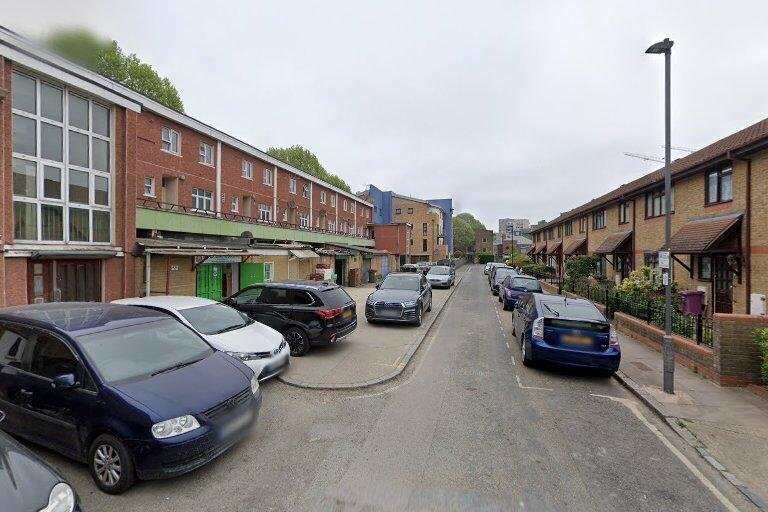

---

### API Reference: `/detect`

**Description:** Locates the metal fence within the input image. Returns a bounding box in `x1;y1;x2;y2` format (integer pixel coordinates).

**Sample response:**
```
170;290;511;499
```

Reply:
548;278;714;347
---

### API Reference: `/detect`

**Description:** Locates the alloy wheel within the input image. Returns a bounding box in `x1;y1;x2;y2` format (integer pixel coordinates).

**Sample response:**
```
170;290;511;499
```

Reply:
94;444;122;487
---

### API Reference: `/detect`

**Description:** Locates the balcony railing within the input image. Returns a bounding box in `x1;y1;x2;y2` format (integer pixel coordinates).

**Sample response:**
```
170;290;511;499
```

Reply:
136;198;372;239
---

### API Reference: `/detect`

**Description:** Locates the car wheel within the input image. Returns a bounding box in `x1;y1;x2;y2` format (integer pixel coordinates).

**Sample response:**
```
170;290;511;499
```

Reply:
521;335;534;367
413;305;423;326
502;299;509;311
366;317;376;324
285;327;311;356
89;434;135;495
426;299;432;312
498;293;502;303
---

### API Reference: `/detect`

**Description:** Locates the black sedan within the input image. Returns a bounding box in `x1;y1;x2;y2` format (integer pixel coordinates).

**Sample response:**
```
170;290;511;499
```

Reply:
0;429;83;511
365;273;433;326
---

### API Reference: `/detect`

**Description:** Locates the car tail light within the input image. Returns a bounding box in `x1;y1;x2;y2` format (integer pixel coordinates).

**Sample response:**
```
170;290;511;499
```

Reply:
609;327;620;348
532;317;544;339
316;307;343;320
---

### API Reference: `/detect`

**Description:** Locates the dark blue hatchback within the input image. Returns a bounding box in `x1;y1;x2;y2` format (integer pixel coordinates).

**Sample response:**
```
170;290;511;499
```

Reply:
512;293;620;375
0;303;262;494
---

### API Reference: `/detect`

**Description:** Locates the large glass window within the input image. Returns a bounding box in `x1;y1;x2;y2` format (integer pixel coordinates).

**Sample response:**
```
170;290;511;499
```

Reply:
11;71;112;243
706;167;733;204
192;188;213;211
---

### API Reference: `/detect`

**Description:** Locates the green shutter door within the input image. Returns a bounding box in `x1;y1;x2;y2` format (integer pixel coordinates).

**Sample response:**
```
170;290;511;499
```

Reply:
196;264;223;300
240;262;265;289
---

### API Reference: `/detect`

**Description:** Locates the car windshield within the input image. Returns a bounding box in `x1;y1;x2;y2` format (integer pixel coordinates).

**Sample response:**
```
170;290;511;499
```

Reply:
511;278;541;291
380;275;421;291
76;318;213;384
428;266;450;275
179;303;252;335
495;268;516;281
539;301;604;321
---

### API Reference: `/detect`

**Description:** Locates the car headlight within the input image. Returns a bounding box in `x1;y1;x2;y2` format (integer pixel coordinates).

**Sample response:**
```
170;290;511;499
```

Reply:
39;482;74;512
250;375;260;395
402;301;417;308
151;415;200;439
227;351;257;362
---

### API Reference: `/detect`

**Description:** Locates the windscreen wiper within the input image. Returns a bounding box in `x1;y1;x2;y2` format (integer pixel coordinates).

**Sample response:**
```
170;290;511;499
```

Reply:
541;303;560;317
151;357;204;376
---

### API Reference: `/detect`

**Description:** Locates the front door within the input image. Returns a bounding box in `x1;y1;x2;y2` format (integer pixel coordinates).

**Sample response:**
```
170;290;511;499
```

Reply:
362;258;372;283
196;264;223;301
713;255;734;314
334;259;345;285
240;262;265;289
55;260;102;302
27;261;53;303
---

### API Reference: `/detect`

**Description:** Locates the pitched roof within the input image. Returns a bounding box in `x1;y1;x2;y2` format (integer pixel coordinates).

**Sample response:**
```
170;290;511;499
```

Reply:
533;242;547;254
530;117;768;234
546;240;562;254
667;213;742;254
594;231;633;254
563;237;587;256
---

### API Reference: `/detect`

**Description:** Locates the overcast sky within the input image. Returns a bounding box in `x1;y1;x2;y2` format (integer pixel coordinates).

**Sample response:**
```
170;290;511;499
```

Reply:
4;1;768;230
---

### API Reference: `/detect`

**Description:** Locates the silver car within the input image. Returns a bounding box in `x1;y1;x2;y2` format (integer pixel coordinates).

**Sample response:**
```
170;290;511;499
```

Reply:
113;295;290;380
426;265;455;288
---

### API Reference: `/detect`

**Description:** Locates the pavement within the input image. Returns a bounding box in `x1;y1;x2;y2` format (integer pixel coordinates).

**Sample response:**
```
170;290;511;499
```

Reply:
279;267;468;388
28;265;757;511
615;333;768;510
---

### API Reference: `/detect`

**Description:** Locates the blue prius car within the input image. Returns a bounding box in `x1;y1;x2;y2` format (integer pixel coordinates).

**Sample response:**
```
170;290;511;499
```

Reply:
511;293;620;375
0;303;262;494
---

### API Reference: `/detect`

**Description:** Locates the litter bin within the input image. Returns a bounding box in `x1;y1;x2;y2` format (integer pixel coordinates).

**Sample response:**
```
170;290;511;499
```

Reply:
681;290;705;315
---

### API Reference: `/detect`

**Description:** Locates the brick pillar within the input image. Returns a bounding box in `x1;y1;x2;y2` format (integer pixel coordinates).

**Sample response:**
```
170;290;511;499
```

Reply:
713;313;768;386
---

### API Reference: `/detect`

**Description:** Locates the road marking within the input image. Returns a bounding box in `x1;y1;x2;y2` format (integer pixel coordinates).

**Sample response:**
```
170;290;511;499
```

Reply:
510;355;516;365
515;374;553;391
590;393;740;512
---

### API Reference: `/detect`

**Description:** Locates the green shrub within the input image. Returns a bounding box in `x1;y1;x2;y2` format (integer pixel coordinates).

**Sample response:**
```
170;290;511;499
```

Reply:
477;253;495;264
754;328;768;384
521;263;555;278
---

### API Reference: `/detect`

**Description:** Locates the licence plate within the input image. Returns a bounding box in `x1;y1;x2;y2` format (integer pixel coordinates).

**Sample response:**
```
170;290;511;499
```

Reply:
219;410;253;439
562;335;593;347
342;310;353;319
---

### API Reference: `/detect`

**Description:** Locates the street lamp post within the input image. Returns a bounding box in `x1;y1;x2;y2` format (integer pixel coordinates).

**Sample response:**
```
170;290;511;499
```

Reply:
646;38;675;394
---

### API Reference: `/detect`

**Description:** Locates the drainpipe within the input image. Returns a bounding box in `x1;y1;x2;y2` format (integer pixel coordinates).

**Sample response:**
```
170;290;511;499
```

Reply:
145;252;151;297
272;166;278;220
215;141;222;217
732;152;752;311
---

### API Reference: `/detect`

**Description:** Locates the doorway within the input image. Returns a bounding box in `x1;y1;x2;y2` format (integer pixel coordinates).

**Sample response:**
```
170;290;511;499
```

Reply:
55;260;102;302
196;264;223;301
713;255;734;313
334;258;345;285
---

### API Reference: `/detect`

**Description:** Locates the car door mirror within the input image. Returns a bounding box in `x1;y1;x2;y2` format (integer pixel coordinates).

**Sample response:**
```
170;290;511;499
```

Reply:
51;373;78;391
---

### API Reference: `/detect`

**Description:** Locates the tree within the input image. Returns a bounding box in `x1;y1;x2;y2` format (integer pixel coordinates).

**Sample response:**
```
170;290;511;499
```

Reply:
505;247;531;268
453;213;486;252
44;28;184;112
266;145;351;192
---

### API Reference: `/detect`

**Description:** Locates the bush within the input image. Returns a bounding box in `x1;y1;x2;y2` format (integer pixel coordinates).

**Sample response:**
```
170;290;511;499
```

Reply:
477;253;495;264
521;263;555;278
755;329;768;384
564;255;598;289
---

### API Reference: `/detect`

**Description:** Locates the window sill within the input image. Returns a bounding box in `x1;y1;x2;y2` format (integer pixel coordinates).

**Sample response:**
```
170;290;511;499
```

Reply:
705;199;733;208
160;149;181;157
199;162;215;168
143;193;156;198
242;175;253;181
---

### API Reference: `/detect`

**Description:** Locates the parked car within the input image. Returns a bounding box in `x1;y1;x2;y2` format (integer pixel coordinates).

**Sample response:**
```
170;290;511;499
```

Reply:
500;275;542;309
113;296;289;381
490;266;518;295
415;261;432;275
401;263;419;273
0;303;261;494
0;428;83;511
365;273;433;326
484;261;505;277
224;281;356;356
511;293;620;376
426;265;455;288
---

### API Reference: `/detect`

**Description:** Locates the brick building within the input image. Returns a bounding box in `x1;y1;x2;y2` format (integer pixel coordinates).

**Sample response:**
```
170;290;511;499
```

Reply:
530;116;768;315
474;228;494;256
0;27;374;306
371;223;412;268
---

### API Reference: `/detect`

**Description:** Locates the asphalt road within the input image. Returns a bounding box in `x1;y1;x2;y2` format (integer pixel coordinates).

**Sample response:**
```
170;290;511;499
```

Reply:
35;265;752;511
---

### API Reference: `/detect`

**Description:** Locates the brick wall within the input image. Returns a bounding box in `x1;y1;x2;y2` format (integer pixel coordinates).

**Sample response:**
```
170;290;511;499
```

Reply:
712;313;767;385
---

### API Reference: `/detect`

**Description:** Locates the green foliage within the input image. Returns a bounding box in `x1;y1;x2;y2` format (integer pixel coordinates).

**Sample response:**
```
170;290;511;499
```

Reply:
44;28;184;112
453;213;486;252
505;247;531;268
754;329;768;384
521;263;555;278
477;253;495;264
266;145;351;192
616;266;675;299
564;255;598;289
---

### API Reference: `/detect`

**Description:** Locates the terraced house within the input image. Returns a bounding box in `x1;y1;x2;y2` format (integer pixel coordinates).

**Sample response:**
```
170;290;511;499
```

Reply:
530;117;768;315
0;27;376;306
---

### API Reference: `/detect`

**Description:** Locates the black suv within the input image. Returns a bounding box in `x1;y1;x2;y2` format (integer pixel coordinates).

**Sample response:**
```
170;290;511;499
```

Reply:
224;281;357;356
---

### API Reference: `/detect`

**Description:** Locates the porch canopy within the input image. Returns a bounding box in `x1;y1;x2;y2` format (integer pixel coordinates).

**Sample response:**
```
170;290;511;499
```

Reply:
594;231;633;254
135;237;294;258
546;240;562;254
563;237;587;256
665;213;742;254
533;242;547;254
290;249;320;259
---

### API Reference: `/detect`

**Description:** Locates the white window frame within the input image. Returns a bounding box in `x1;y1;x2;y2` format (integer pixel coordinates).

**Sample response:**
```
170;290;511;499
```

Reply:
289;177;297;194
191;187;213;212
11;70;113;245
198;142;214;166
320;190;326;204
231;196;239;213
299;213;310;228
350;202;355;213
343;199;348;212
258;203;272;221
262;167;273;186
264;261;274;282
144;177;155;197
242;160;253;180
161;126;180;155
302;183;310;199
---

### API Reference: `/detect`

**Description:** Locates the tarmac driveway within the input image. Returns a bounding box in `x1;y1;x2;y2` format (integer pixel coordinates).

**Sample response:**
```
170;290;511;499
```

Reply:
278;268;468;388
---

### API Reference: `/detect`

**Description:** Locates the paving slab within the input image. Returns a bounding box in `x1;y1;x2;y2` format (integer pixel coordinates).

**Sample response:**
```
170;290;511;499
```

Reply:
615;331;768;509
279;266;469;389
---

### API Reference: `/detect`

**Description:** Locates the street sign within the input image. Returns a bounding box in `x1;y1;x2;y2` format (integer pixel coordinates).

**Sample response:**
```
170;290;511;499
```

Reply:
658;250;670;269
